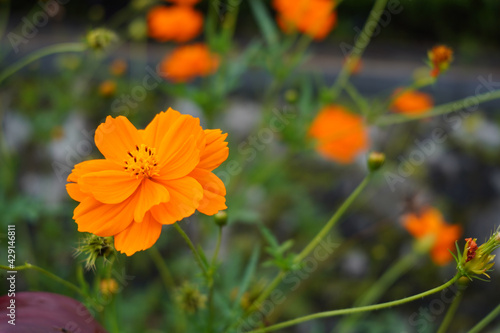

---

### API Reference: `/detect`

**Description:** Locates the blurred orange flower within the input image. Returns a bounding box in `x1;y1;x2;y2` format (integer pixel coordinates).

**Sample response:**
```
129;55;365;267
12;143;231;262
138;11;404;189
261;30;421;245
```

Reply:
66;109;229;256
166;0;200;4
429;45;453;77
110;59;127;76
147;6;203;43
391;89;433;115
403;207;462;265
98;80;116;97
308;105;369;163
160;44;220;82
273;0;337;40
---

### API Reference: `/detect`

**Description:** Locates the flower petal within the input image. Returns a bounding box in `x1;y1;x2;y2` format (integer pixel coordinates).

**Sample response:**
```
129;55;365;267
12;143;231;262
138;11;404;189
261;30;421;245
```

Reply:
156;113;205;179
73;195;137;237
114;212;163;256
150;176;203;224
95;116;143;163
79;170;141;204
189;168;226;215
66;183;89;202
197;129;229;171
141;108;182;148
134;178;170;223
67;159;121;183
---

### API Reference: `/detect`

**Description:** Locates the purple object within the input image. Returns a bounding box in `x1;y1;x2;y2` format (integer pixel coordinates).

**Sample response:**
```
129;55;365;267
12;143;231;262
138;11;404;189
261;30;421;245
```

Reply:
0;291;108;333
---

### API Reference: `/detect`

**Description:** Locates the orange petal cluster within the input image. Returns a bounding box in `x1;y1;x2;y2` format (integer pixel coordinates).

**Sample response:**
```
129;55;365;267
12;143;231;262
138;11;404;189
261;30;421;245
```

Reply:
160;44;220;82
403;207;462;265
429;45;453;78
308;105;369;163
273;0;337;40
147;5;203;43
66;109;229;256
391;89;434;115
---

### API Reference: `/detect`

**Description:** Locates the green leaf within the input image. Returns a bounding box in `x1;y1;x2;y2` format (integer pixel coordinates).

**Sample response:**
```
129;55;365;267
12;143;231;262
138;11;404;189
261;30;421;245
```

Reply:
233;246;260;307
249;0;279;47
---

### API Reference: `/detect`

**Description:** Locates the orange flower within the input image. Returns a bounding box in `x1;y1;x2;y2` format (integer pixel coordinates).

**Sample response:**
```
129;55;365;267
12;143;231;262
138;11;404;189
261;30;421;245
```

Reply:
308;105;369;163
166;0;200;4
110;59;127;77
428;45;453;77
403;207;462;265
98;80;116;97
273;0;337;40
66;109;229;256
160;44;219;82
147;6;203;43
391;89;433;115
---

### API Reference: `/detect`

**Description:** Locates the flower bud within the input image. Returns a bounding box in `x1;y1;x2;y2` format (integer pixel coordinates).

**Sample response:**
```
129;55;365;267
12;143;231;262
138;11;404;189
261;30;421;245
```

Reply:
214;210;228;227
285;89;298;104
86;28;118;51
428;45;453;78
175;282;207;314
74;234;115;270
100;278;119;296
367;152;385;172
457;231;500;280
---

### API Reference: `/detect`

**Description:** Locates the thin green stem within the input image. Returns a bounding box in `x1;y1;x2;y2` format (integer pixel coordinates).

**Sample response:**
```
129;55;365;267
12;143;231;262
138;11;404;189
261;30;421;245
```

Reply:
208;226;224;332
246;274;461;333
173;223;208;275
148;246;176;290
467;303;500;333
437;283;466;333
1;263;87;297
0;42;87;85
296;175;372;262
244;174;372;317
344;81;370;116
375;88;500;126
329;0;389;100
337;251;419;332
0;0;10;41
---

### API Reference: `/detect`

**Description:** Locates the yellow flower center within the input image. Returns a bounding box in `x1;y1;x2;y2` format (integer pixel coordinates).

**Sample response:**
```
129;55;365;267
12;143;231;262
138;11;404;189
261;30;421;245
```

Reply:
124;144;159;179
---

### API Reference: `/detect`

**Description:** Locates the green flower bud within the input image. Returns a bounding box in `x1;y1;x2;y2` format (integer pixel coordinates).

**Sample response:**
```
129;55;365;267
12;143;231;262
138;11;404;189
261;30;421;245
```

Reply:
367;151;385;172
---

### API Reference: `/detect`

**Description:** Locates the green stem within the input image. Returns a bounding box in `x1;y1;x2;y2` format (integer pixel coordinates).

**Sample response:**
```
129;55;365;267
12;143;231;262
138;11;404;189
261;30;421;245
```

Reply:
344;81;370;116
173;223;208;275
329;0;389;100
467;303;500;333
148;246;176;290
246;274;461;333
296;175;372;262
208;226;223;332
337;251;419;332
245;174;372;316
0;42;87;85
375;88;500;126
436;283;466;333
0;263;87;297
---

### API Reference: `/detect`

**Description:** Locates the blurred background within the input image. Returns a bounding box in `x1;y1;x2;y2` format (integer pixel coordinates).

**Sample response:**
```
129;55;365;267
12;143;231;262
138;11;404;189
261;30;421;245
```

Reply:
1;1;500;332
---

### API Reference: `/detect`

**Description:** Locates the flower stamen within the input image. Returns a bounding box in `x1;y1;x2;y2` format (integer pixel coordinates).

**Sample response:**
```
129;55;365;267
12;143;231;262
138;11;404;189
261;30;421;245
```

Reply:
124;144;159;179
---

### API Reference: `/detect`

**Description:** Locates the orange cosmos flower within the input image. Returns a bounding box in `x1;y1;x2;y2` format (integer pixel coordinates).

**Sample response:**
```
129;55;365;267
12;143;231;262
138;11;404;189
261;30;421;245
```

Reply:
273;0;337;40
66;109;229;256
147;6;203;43
428;45;453;77
308;105;369;163
391;89;433;115
166;0;200;4
403;207;462;265
160;44;219;82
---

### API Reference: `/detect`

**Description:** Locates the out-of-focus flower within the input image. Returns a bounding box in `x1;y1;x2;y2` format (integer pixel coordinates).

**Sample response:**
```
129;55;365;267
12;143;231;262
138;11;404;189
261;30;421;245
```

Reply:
175;282;207;314
344;56;362;74
86;28;118;51
160;44;219;82
167;0;201;5
66;109;229;256
100;278;119;296
98;80;117;97
147;6;203;43
110;59;127;76
428;45;453;78
458;231;500;280
391;89;434;115
273;0;337;40
308;105;369;163
403;207;462;265
128;17;148;41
